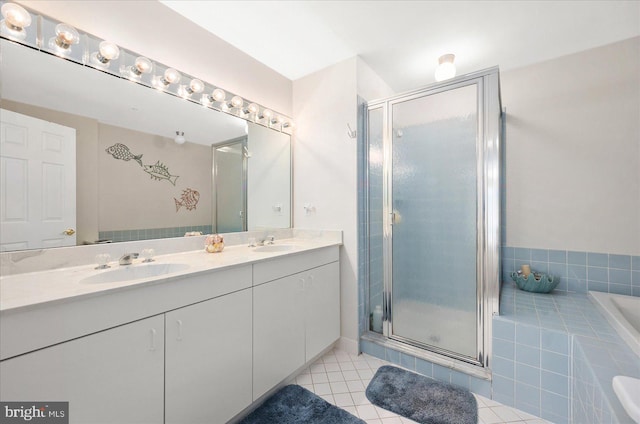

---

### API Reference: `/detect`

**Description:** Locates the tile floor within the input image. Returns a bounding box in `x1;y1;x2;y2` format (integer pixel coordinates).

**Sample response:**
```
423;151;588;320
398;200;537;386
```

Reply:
293;349;551;424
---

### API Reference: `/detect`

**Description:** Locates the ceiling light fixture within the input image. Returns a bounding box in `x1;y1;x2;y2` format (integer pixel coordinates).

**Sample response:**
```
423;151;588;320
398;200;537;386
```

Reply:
435;54;456;82
174;131;185;145
0;2;31;40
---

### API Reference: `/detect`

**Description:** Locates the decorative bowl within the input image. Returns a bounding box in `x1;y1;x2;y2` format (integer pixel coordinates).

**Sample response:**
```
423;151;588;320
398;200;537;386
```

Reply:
510;272;558;294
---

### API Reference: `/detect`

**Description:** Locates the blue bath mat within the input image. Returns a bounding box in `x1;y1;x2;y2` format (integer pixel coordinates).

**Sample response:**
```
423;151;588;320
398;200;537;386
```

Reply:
239;384;365;424
366;365;478;424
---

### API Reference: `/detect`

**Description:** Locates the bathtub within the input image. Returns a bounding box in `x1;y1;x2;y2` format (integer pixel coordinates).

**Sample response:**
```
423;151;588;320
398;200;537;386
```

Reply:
589;291;640;357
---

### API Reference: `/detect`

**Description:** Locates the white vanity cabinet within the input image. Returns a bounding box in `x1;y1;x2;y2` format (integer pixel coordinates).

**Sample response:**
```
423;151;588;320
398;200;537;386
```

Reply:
252;247;340;400
0;315;165;423
165;288;252;424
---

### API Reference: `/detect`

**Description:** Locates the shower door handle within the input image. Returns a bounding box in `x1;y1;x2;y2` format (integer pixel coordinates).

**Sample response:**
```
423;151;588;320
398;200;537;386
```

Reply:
389;212;395;226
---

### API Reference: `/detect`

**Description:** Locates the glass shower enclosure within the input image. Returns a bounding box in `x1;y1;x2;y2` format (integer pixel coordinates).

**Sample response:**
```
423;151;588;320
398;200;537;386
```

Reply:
364;68;501;368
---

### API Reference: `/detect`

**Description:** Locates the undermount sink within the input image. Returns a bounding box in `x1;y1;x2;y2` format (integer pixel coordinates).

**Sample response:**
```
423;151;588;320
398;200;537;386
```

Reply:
81;263;191;284
252;244;297;253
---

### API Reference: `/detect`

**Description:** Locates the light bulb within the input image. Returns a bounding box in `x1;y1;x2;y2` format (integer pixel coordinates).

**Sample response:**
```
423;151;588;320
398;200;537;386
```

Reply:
91;40;120;67
132;56;152;76
435;54;456;82
1;3;31;32
163;68;181;85
189;79;204;94
247;103;259;114
230;96;244;108
262;109;273;119
201;94;212;107
98;41;119;61
54;23;79;50
211;88;226;102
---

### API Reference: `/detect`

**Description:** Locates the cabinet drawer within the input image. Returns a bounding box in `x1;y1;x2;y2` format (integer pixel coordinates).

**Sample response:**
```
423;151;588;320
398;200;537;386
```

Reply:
252;246;339;286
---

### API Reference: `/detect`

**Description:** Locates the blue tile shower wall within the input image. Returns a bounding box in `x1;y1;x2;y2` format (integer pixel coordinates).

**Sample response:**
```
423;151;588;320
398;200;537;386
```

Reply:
502;246;640;297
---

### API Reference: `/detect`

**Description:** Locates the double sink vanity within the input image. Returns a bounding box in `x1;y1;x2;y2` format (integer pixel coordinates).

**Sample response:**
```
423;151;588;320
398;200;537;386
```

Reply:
0;231;342;423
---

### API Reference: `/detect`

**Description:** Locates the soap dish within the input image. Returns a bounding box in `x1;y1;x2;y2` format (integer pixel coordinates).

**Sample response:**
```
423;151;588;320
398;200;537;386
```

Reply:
510;272;558;294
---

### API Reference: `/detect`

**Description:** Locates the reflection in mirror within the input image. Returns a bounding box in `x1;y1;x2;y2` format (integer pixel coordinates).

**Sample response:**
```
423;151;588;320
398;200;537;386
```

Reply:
213;124;291;233
0;39;291;251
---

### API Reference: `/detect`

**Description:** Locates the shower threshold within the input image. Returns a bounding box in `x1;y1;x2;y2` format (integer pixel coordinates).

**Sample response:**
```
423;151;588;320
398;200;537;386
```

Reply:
360;332;492;381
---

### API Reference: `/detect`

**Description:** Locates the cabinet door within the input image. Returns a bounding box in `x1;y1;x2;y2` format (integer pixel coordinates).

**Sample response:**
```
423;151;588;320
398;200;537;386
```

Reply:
253;274;305;400
165;288;252;424
0;316;164;424
305;262;341;361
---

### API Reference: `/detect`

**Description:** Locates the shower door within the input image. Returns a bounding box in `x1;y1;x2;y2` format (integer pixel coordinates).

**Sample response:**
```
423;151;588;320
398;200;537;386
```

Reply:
387;82;480;361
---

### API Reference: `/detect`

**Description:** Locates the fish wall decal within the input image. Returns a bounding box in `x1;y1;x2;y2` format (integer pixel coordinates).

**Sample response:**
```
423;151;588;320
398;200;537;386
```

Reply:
105;143;143;166
143;161;179;185
175;188;200;211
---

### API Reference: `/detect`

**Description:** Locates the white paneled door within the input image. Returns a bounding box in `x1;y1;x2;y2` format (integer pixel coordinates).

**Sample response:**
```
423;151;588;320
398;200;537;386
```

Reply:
0;109;76;251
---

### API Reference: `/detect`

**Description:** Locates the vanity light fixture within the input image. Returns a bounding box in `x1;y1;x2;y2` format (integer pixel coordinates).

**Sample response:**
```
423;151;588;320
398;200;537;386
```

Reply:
174;131;186;145
0;2;293;135
0;2;31;40
435;54;456;82
90;40;120;68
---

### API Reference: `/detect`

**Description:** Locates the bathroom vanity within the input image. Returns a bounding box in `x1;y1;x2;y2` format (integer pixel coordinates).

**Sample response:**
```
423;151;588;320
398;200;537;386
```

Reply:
0;237;340;423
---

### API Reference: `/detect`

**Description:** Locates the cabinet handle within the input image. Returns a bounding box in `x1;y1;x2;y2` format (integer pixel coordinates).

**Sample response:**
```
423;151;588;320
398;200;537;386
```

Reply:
299;277;305;292
149;328;157;351
176;319;183;341
308;275;314;287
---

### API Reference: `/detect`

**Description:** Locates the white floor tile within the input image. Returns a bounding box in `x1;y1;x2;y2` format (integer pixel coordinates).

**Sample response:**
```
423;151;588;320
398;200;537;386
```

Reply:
340;361;357;371
343;406;358;416
491;405;524;422
295;373;312;385
309;363;326;373
375;406;398;418
380;417;403;424
327;371;345;382
319;393;334;404
479;407;504;424
313;382;332;395
343;370;361;381
324;362;342;372
365;419;383;424
329;381;349;394
350;391;369;405
311;373;329;384
357;404;380;420
347;380;366;391
333;392;355;407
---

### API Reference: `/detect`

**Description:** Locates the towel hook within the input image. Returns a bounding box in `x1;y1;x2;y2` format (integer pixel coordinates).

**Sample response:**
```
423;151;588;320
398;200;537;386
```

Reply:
346;123;356;139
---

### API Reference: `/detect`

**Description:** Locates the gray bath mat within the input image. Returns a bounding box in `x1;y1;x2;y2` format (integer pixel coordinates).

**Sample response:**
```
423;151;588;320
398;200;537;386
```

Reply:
239;384;365;424
366;365;478;424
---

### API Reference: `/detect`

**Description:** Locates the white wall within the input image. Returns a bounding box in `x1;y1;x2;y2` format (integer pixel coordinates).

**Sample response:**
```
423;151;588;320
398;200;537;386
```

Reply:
293;58;359;349
17;0;292;116
502;37;640;255
293;57;393;350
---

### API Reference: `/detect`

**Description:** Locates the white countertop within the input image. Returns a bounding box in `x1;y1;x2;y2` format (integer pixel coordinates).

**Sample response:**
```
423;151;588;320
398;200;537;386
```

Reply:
0;238;340;313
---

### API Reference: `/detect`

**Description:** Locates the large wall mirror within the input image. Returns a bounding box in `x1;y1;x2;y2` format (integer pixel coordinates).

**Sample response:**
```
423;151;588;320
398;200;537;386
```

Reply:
0;39;291;251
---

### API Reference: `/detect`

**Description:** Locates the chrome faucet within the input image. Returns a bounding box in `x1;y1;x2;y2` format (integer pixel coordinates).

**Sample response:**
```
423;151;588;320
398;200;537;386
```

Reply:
119;252;139;266
266;235;275;245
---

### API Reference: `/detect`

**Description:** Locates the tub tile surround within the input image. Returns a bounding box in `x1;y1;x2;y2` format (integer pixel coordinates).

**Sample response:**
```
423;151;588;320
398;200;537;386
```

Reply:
502;246;640;297
495;283;640;424
0;228;342;277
